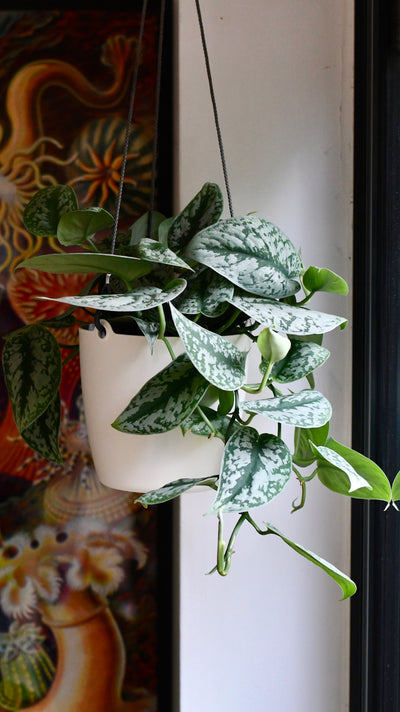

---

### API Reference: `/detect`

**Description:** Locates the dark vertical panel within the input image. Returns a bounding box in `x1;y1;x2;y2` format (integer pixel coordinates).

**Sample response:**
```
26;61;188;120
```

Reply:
352;1;400;710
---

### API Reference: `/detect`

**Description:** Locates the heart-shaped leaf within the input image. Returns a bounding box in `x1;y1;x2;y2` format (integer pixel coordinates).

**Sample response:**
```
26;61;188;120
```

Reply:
170;304;248;390
40;279;187;312
229;293;346;334
21;393;62;463
2;325;61;432
168;183;223;253
292;423;330;467
268;340;330;383
112;353;209;434
313;439;391;501
136;476;217;505
16;252;153;283
303;266;348;295
128;211;166;244
185;216;302;298
244;391;332;428
174;269;233;317
209;427;292;513
266;523;356;599
391;471;400;502
57;208;114;246
23;185;78;237
181;406;232;439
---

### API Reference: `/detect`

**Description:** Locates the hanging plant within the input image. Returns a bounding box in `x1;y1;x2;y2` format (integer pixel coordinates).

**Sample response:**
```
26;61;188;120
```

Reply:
1;181;393;595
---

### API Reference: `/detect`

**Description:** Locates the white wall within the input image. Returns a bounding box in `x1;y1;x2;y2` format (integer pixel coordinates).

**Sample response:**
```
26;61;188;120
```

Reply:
173;2;354;711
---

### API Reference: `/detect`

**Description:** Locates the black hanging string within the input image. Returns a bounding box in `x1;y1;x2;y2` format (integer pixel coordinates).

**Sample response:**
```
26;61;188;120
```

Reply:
194;0;234;218
108;0;149;264
147;0;166;239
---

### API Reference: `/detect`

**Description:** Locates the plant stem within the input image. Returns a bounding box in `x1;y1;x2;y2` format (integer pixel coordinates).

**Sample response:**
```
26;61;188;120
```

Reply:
194;405;218;437
216;308;241;334
157;304;166;339
241;360;274;394
216;511;247;576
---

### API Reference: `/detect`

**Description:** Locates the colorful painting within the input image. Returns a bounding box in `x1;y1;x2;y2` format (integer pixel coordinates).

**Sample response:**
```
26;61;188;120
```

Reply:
0;8;170;712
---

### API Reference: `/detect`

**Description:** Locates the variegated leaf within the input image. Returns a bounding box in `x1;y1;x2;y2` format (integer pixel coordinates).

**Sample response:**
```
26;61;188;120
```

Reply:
181;406;232;439
23;185;78;237
209;427;292;513
314;438;391;501
170;304;247;390
134;238;193;270
185;216;302;298
268;340;330;382
174;269;233;317
244;391;332;427
311;443;372;493
21;394;62;463
136;477;217;505
168;183;223;253
2;325;61;432
112;353;209;434
16;252;152;283
57;208;114;245
38;279;187;312
229;293;346;334
266;523;356;599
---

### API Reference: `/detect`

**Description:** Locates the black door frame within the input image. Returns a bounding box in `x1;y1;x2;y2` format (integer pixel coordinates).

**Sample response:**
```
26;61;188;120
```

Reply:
351;1;400;709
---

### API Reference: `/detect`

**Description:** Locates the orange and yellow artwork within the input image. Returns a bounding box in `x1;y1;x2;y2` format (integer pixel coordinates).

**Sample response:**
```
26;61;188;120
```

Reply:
0;8;170;712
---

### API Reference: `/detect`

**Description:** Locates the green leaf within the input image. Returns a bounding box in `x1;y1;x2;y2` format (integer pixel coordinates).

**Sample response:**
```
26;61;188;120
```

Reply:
16;252;153;283
266;523;356;599
23;185;78;237
229;293;347;334
244;391;332;428
269;340;330;383
57;208;114;246
292;423;330;467
185;216;302;298
313;439;391;501
21;393;62;463
40;279;187;312
181;405;232;439
112;353;209;434
133;317;160;351
170;304;248;390
391;471;400;502
168;183;224;253
128;211;166;244
134;238;193;270
2;325;61;432
136;476;217;505
158;216;175;246
209;427;292;513
303;266;349;295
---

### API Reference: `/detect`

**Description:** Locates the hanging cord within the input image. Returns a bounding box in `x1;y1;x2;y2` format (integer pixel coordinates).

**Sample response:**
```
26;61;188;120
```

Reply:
107;0;149;268
148;0;166;239
194;0;234;217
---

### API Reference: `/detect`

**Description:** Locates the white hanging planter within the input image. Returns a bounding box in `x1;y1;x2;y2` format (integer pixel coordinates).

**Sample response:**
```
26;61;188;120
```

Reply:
79;320;225;493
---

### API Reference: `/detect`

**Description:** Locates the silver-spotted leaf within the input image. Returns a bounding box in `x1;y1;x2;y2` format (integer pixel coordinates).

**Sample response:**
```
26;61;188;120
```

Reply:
112;353;209;434
244;391;332;428
136;476;217;505
38;279;187;312
209;427;292;513
267;523;356;599
135;238;193;270
314;438;391;501
229;293;346;334
185;216;302;298
23;185;78;237
170;304;247;390
293;423;330;467
168;183;223;253
2;325;61;432
270;340;330;383
21;393;62;463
